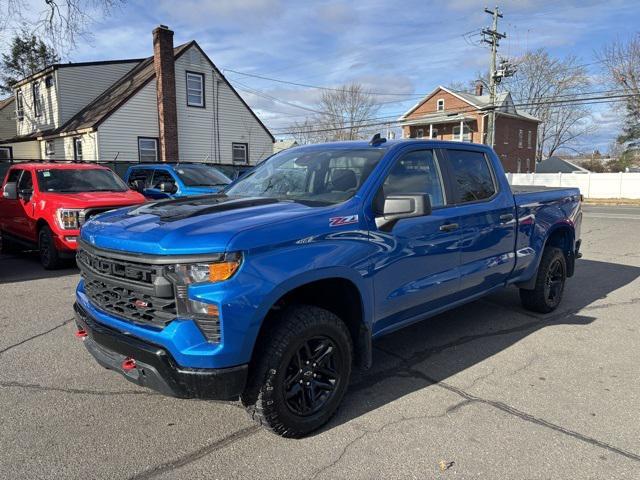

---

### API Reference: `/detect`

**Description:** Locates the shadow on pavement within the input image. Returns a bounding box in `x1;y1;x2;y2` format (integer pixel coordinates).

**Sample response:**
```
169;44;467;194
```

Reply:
0;252;78;284
328;258;640;432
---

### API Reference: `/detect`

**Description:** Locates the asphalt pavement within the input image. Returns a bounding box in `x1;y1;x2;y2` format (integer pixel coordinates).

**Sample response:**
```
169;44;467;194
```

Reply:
1;205;639;479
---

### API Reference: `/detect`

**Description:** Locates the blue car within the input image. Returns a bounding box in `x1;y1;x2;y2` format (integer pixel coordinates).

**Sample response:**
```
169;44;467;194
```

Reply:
75;138;582;437
124;163;232;199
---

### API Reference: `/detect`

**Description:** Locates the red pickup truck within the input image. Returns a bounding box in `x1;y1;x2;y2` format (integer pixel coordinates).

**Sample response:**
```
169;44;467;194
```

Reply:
0;162;145;269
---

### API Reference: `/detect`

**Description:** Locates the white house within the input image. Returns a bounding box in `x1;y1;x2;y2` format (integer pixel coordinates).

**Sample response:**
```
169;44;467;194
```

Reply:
0;26;274;165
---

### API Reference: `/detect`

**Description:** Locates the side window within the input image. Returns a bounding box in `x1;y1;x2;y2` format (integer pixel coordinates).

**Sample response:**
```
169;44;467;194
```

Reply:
17;170;33;191
128;169;153;189
151;170;175;189
381;150;445;208
7;169;23;184
446;149;496;203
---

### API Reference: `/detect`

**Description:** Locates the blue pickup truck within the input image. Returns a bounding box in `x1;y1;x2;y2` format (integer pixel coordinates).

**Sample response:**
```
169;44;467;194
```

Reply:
124;163;231;199
74;138;582;437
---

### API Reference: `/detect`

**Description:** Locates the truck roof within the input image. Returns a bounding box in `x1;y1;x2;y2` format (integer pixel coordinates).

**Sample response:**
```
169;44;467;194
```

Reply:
7;162;110;171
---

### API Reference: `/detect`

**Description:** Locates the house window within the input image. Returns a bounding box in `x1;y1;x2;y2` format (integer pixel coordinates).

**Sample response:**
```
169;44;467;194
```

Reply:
232;143;248;164
0;146;13;161
517;159;522;173
45;75;54;88
518;129;523;148
436;99;445;111
452;124;471;142
16;90;24;121
186;71;205;107
138;137;159;162
527;130;532;149
32;81;42;117
45;140;55;157
431;128;439;139
503;124;509;144
416;128;424;138
526;158;531;172
73;137;83;161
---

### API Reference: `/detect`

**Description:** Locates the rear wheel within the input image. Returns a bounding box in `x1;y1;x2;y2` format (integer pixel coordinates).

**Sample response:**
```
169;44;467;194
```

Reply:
241;305;353;438
520;247;566;313
39;225;64;270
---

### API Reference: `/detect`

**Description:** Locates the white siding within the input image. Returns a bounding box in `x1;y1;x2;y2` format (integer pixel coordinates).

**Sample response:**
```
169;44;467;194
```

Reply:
174;46;273;164
56;62;140;124
2;140;41;160
0;100;16;140
15;73;59;136
98;80;159;162
38;133;98;161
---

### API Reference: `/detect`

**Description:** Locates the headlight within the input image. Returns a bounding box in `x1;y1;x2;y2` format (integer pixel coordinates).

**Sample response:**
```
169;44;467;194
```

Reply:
165;253;242;285
57;208;82;229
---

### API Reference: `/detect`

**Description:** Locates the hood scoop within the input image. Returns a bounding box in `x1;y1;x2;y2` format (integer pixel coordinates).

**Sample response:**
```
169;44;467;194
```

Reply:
129;195;280;222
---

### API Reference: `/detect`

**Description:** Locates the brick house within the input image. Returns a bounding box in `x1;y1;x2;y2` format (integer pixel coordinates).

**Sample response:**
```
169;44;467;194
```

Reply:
399;84;540;173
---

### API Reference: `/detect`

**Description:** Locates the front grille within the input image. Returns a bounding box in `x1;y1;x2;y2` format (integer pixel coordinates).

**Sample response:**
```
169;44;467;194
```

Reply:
84;278;176;327
77;248;158;285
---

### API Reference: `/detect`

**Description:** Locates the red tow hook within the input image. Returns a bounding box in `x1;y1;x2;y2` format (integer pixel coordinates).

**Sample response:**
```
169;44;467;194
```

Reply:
121;357;137;371
75;329;88;339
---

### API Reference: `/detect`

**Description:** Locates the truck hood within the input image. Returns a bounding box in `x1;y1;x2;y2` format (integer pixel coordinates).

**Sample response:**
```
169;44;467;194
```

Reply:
80;195;335;255
44;190;146;209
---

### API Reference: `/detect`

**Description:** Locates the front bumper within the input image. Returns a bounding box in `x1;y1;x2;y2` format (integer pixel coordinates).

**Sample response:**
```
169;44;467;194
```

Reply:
73;303;247;400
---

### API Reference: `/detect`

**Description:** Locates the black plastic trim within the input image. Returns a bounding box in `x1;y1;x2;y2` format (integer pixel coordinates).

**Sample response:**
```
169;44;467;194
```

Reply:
74;303;247;400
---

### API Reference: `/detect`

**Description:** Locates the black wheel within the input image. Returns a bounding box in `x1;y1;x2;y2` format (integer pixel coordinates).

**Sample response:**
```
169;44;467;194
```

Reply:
520;247;567;313
241;305;353;438
39;225;64;270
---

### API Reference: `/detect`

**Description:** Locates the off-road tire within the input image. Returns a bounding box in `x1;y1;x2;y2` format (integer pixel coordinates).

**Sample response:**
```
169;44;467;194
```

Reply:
241;305;353;438
520;247;567;313
39;225;64;270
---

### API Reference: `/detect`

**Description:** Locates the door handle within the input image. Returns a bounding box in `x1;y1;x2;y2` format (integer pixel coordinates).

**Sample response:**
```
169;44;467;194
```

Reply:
500;213;514;223
439;223;459;232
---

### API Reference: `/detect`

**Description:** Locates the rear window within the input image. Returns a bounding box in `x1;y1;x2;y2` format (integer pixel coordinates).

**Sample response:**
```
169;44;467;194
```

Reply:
36;168;128;193
447;150;496;203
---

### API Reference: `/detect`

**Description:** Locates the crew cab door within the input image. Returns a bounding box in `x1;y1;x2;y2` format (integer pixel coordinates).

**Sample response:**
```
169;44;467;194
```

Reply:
441;148;517;297
369;148;461;335
1;168;31;240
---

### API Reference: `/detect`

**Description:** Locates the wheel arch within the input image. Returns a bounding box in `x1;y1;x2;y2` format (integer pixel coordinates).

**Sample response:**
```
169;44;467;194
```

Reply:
250;271;373;370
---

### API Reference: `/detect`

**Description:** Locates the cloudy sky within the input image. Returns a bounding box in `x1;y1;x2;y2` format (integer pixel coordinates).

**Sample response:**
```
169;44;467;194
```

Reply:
12;0;640;152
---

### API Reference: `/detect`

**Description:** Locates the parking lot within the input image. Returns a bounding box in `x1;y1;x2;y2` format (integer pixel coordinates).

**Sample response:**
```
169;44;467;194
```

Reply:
1;204;639;479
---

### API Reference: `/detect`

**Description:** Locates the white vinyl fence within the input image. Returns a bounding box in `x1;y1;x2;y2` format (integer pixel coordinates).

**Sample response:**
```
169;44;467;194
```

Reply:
507;172;640;199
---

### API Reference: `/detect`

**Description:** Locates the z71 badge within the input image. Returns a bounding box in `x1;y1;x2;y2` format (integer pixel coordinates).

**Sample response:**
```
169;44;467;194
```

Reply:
329;215;359;227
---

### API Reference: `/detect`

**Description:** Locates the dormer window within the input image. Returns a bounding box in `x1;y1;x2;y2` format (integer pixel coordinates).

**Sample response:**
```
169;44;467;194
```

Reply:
436;99;445;111
16;90;24;121
32;81;42;117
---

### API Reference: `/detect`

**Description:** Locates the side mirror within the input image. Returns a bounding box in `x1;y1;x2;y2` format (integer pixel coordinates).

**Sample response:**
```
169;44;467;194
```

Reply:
159;182;178;194
2;182;17;200
375;193;431;231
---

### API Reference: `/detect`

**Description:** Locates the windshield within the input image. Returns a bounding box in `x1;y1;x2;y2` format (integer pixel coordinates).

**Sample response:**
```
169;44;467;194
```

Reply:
224;148;384;205
174;166;232;187
36;168;129;193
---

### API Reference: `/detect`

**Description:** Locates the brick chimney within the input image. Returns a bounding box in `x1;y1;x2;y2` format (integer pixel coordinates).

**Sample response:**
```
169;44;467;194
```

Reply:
475;81;484;96
152;25;179;162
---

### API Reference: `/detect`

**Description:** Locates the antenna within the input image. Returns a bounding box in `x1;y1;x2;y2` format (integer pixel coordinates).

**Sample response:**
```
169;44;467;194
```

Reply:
369;133;387;146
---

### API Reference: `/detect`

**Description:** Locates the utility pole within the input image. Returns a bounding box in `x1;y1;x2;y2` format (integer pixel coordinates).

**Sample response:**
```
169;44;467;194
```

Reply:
482;6;507;148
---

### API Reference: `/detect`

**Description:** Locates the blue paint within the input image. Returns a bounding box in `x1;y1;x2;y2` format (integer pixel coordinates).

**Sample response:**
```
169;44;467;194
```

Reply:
78;140;582;369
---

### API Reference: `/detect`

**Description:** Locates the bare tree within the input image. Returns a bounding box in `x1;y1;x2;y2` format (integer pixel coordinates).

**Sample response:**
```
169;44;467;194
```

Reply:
503;49;592;161
288;83;381;144
598;34;640;150
1;0;125;53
